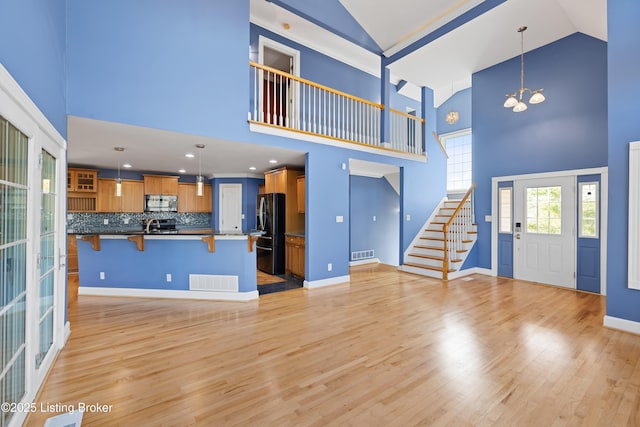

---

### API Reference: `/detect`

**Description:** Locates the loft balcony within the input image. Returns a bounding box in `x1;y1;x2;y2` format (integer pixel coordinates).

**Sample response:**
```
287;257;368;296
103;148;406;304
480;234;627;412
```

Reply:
248;62;426;160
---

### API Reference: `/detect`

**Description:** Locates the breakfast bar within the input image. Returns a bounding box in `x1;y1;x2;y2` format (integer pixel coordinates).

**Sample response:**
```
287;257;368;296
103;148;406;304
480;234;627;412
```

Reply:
75;230;260;301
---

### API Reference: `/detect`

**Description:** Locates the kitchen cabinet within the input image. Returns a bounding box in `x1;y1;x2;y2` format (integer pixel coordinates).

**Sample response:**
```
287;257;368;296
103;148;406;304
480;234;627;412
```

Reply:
285;235;305;278
97;178;144;212
296;175;305;213
68;168;98;212
264;167;304;233
68;168;97;192
143;175;179;195
178;183;212;213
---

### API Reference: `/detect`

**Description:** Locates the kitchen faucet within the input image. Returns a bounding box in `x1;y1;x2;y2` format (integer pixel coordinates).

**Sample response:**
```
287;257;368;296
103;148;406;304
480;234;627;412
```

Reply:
145;218;160;233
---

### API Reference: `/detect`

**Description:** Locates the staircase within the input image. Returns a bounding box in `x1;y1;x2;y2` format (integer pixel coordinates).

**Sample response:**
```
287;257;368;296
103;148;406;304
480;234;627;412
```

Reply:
402;185;477;280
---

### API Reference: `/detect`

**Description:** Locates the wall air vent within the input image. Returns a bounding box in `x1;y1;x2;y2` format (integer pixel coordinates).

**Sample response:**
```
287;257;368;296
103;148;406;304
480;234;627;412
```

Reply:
351;250;375;261
189;274;239;292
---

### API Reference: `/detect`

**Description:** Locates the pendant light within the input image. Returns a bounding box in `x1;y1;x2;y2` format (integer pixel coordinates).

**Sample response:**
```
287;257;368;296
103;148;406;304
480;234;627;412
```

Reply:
503;26;545;112
114;147;124;197
195;144;205;196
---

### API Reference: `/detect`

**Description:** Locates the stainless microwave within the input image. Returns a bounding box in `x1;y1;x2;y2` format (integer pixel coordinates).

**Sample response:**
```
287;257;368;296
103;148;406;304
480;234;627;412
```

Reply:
144;195;178;212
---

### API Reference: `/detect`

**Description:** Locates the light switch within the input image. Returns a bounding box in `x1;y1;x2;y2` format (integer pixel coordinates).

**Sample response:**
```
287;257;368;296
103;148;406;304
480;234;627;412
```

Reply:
406;214;411;221
336;216;344;223
103;218;109;225
485;215;492;222
124;218;130;225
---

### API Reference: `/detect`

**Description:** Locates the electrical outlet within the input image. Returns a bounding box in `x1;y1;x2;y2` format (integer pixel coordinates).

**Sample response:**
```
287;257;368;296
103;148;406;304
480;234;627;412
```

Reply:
99;272;105;280
336;216;343;223
328;263;332;271
166;274;172;282
103;218;109;225
406;214;411;221
124;218;130;225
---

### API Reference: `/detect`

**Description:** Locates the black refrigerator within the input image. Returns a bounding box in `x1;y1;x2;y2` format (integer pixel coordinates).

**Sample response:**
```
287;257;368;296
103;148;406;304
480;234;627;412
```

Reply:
256;193;286;275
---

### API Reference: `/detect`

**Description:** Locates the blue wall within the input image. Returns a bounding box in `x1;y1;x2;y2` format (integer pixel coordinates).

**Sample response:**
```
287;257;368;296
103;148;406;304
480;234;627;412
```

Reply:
0;0;67;137
437;88;471;133
66;0;250;140
472;33;608;270
349;175;400;265
213;177;263;232
65;0;446;284
607;1;640;322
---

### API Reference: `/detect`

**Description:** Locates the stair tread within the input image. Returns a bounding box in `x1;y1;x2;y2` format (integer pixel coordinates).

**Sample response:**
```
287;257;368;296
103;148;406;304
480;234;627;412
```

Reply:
404;262;456;273
408;253;463;263
420;237;444;241
415;245;444;251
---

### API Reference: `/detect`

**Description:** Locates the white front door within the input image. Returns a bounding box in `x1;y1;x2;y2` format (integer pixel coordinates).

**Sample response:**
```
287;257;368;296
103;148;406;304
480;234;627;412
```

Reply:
219;184;243;232
514;176;575;288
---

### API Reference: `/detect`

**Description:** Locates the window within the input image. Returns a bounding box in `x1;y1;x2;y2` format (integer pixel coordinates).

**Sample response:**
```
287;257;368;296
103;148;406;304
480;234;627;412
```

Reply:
579;182;598;238
444;130;472;193
526;186;562;234
499;187;512;233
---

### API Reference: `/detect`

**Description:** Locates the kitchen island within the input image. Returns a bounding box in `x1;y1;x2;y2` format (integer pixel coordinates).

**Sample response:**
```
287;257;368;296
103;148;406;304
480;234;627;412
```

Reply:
74;229;260;301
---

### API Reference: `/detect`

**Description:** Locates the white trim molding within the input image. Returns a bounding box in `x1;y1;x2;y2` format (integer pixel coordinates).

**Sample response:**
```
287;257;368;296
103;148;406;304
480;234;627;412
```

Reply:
304;275;350;289
79;286;259;302
447;267;492;280
349;258;380;266
603;315;640;335
628;142;640;290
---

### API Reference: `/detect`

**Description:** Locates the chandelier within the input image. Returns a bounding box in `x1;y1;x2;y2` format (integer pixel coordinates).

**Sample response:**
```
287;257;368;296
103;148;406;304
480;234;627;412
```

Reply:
503;26;545;112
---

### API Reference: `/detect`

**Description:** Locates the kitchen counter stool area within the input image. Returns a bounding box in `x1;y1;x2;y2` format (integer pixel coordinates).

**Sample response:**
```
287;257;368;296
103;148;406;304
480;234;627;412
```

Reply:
76;233;259;301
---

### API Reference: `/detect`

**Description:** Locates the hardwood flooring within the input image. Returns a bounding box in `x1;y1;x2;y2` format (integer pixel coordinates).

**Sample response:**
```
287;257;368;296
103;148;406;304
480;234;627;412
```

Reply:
28;264;640;426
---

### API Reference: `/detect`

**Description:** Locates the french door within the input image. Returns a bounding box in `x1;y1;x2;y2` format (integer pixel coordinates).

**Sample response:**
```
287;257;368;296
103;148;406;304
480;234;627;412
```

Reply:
513;176;576;288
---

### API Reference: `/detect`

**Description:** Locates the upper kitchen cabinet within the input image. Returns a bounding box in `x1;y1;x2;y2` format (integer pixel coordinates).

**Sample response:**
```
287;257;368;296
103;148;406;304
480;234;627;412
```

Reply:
97;178;144;212
143;175;179;195
178;183;212;213
297;175;305;214
265;168;287;193
68;168;97;192
68;168;98;212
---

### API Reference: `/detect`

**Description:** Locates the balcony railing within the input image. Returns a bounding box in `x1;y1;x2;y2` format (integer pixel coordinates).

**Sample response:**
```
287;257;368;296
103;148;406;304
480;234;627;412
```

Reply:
249;61;424;156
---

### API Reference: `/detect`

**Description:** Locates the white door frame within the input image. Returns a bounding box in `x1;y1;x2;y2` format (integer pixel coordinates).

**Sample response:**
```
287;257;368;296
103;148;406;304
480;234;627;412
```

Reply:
491;167;608;295
258;35;300;127
218;183;243;232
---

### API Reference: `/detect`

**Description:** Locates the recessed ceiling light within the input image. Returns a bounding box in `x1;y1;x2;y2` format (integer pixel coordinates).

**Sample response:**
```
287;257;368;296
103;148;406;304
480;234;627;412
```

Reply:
123;163;132;168
269;159;278;164
178;169;186;174
249;166;257;171
185;153;195;158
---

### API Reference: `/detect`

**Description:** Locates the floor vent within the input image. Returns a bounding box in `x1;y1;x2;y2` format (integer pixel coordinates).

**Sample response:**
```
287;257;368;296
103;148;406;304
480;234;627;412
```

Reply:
351;249;375;261
189;274;239;292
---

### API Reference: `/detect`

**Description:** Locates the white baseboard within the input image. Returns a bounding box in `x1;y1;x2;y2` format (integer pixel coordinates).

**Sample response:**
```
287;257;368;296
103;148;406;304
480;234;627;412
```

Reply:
349;258;380;266
304;275;350;289
63;321;71;344
448;267;492;279
603;315;640;335
79;286;259;302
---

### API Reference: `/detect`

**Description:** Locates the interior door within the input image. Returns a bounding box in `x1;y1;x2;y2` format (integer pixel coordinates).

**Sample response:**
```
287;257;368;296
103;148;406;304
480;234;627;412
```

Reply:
514;176;575;288
219;184;243;232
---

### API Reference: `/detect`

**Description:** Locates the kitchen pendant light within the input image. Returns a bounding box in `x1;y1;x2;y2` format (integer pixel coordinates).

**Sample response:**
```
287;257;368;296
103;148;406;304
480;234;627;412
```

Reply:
114;147;124;197
503;26;545;112
196;144;205;197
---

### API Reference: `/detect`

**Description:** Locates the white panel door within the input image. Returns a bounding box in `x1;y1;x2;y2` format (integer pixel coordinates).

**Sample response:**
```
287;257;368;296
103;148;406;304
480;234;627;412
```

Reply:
219;184;243;232
514;176;575;288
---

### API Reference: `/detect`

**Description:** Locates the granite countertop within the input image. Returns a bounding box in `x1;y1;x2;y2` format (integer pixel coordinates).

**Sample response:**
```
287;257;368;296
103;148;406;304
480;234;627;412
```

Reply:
285;232;305;238
69;228;265;237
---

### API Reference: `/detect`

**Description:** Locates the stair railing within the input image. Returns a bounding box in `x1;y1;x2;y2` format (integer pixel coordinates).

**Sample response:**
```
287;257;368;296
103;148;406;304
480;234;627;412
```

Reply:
442;183;477;280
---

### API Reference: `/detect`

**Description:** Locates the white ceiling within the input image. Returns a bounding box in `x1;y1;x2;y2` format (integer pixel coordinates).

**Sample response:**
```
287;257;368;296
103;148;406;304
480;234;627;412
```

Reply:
67;116;305;177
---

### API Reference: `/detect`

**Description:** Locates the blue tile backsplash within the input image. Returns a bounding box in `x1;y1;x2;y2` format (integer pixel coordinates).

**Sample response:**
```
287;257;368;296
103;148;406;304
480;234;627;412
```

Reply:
67;212;212;233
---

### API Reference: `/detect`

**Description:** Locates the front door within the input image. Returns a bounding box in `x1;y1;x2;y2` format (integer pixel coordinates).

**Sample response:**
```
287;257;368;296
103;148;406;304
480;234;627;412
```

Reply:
514;176;575;288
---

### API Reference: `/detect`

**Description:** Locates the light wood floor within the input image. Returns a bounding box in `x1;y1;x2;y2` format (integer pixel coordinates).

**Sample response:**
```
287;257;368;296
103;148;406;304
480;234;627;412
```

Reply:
29;264;640;426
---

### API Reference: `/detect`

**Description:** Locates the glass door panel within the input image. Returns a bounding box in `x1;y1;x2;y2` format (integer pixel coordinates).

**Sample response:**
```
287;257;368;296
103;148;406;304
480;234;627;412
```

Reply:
36;149;56;369
0;115;29;427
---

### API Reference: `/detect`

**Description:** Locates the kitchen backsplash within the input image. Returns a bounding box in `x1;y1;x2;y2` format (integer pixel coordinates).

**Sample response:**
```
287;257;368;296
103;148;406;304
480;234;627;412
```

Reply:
67;212;212;232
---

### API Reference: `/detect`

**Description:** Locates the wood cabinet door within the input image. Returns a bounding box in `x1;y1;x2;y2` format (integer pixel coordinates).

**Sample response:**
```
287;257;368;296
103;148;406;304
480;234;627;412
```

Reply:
196;184;212;212
296;175;305;213
144;175;178;195
121;180;144;212
178;184;197;212
97;178;120;212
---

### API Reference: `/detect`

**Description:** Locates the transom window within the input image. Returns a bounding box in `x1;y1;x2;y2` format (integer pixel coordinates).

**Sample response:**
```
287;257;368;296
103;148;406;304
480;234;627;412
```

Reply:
526;186;562;235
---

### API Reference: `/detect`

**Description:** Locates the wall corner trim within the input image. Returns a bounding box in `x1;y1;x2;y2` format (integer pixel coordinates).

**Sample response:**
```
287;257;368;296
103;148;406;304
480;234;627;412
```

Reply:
303;275;351;289
78;286;259;302
603;315;640;335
